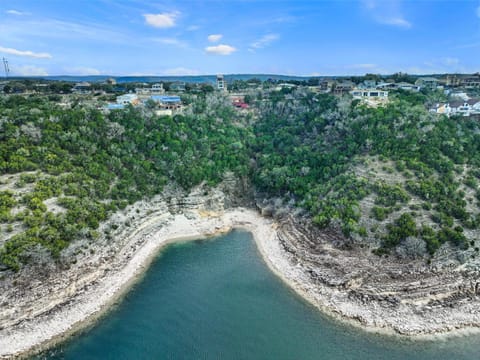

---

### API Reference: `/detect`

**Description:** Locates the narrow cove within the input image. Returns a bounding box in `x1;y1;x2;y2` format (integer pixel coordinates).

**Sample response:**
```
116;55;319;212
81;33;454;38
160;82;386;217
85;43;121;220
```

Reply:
38;230;480;359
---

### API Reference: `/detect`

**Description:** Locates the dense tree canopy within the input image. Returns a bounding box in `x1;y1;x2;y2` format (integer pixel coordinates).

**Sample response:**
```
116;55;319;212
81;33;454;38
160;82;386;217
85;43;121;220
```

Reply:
0;94;249;270
1;87;480;270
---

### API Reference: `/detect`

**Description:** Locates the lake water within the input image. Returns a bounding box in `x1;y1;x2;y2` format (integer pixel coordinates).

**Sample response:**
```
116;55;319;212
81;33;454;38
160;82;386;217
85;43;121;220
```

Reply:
39;230;480;359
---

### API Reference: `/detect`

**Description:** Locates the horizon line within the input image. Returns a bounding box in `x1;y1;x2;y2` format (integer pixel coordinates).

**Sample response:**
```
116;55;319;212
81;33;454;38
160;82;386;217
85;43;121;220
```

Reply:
3;71;480;80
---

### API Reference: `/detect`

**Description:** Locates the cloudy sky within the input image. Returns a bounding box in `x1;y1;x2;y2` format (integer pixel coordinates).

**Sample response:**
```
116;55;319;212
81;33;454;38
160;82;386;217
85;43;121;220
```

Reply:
1;0;479;77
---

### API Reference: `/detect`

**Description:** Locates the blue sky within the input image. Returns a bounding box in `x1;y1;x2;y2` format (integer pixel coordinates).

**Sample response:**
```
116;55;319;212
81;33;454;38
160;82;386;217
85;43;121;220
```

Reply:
0;0;479;76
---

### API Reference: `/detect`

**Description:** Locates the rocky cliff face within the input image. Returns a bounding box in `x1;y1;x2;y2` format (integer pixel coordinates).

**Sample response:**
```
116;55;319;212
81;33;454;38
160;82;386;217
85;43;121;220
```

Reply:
0;175;253;332
167;172;253;214
272;214;480;334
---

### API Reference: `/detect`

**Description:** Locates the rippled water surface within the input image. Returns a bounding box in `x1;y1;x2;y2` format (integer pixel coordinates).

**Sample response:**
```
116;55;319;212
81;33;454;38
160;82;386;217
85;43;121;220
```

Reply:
40;230;480;359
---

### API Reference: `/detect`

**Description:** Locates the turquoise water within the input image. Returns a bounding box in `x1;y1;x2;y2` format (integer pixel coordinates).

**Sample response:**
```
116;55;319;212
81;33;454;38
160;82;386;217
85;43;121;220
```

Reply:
39;230;480;359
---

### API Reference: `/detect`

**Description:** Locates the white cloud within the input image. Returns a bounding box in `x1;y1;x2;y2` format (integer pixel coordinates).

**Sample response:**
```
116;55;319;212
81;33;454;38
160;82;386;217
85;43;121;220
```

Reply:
341;63;389;74
6;9;28;15
186;25;200;31
144;12;179;28
163;67;200;76
362;0;376;10
205;44;237;55
65;67;101;75
347;63;378;70
3;18;132;45
257;15;296;26
128;72;157;76
0;46;52;59
380;17;411;28
363;0;412;29
207;34;223;43
11;65;48;76
250;34;279;50
454;41;480;49
152;37;187;48
408;57;463;74
442;57;459;66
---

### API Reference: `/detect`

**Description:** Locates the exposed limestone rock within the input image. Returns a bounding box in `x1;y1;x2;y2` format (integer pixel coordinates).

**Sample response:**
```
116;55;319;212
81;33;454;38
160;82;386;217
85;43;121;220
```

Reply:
273;214;480;334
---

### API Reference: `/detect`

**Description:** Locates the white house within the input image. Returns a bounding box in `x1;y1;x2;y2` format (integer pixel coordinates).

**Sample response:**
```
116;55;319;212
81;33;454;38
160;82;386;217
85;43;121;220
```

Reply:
433;99;480;117
72;82;91;94
394;82;420;92
151;83;164;94
415;77;439;89
116;94;139;105
376;82;396;89
450;92;470;101
351;89;389;99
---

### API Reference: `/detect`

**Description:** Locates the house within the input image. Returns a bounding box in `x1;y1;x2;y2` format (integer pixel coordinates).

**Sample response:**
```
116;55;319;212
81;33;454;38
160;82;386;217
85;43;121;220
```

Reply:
112;86;126;93
357;80;377;89
473;100;480;112
170;81;186;92
235;103;249;109
433;103;452;116
446;74;461;87
230;94;245;103
116;94;139;105
105;103;125;110
450;92;470;101
105;78;117;85
231;94;249;109
415;77;439;90
155;109;173;116
462;74;480;88
376;82;396;89
275;83;297;91
394;82;420;92
351;89;389;100
454;100;474;116
135;87;151;95
319;79;334;93
72;82;92;94
333;80;355;95
135;83;165;95
151;83;164;94
151;95;182;110
433;99;480;117
306;86;320;93
34;83;49;93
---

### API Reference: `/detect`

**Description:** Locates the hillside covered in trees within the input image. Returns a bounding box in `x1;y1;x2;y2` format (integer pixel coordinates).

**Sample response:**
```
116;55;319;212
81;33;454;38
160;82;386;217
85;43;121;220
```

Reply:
2;87;480;271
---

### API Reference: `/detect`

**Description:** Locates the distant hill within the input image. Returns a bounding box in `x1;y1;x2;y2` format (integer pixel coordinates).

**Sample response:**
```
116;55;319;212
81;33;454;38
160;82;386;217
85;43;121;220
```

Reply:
38;74;319;84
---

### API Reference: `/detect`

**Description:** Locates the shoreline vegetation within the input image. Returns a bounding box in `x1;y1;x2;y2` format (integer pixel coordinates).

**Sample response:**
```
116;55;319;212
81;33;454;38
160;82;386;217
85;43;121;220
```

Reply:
2;204;480;359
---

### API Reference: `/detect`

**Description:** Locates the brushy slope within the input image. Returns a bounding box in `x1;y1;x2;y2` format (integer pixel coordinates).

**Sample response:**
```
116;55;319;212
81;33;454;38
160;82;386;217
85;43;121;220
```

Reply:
2;88;480;271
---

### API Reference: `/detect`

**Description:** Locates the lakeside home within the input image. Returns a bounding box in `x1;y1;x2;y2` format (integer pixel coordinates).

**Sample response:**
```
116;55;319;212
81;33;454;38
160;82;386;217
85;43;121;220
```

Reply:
350;88;389;107
432;99;480;117
116;94;139;105
151;95;182;110
72;82;92;94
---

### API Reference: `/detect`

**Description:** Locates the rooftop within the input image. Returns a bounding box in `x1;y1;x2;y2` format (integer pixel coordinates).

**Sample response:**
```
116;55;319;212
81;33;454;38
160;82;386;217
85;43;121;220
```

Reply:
151;95;181;103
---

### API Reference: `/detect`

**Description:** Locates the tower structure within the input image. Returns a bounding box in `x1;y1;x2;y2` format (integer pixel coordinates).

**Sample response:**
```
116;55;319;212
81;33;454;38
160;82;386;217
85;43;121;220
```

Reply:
216;74;226;91
2;58;10;78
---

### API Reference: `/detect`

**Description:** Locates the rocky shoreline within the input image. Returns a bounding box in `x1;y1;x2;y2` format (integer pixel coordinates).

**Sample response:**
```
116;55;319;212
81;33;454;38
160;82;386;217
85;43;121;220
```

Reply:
266;215;480;337
2;186;480;358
